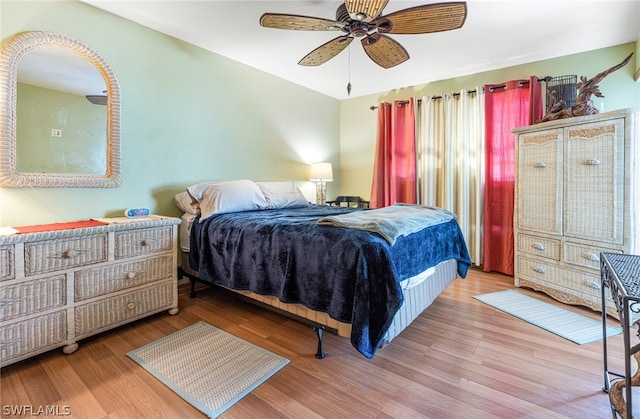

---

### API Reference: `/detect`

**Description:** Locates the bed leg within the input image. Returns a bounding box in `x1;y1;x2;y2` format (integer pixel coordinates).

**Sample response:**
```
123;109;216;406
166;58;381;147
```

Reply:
313;327;326;359
189;277;197;298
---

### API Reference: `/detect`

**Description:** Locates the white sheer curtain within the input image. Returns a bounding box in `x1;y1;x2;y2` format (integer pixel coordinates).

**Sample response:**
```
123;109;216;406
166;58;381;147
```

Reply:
417;89;485;265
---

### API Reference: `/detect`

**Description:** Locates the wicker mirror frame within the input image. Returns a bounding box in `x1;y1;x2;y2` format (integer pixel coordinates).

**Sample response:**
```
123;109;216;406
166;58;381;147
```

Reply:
0;31;121;188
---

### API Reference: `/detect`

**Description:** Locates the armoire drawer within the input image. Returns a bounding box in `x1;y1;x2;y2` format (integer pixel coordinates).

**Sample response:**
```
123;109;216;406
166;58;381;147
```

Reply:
74;254;174;301
518;275;615;317
24;234;108;275
517;256;602;299
564;242;622;272
74;281;174;336
0;274;67;321
517;234;560;260
1;245;15;281
114;227;173;259
0;310;67;366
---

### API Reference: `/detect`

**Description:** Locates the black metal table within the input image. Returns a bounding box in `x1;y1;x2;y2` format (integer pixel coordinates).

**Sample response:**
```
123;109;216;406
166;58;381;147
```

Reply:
601;252;640;419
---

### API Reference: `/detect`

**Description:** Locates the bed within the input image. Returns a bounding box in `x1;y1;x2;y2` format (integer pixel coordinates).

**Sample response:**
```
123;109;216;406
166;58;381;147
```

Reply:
175;180;471;359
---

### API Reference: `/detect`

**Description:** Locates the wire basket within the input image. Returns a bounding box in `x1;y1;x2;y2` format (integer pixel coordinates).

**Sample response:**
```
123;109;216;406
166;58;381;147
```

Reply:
545;75;577;113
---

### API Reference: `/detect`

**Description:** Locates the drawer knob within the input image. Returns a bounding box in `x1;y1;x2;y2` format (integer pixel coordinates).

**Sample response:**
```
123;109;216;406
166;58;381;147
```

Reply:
581;252;598;261
532;162;547;168
126;272;136;280
127;302;135;310
140;239;148;246
583;158;602;166
533;266;546;274
62;249;77;259
532;243;545;251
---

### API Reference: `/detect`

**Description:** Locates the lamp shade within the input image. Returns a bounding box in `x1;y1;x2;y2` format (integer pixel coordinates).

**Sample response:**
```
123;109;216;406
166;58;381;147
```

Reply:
309;163;333;181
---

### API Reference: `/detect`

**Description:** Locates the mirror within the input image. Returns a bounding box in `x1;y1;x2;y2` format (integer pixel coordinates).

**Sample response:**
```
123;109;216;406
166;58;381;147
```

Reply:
0;31;121;188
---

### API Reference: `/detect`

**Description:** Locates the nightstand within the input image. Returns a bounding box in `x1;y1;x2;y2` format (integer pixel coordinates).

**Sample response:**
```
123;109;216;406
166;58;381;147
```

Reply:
327;196;370;208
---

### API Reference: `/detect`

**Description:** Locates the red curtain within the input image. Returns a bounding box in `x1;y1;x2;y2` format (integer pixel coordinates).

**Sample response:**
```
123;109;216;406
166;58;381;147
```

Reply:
370;99;417;208
482;76;542;275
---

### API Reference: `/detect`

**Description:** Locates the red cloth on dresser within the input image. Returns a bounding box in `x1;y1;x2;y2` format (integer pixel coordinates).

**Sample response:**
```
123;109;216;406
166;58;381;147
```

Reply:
14;220;107;234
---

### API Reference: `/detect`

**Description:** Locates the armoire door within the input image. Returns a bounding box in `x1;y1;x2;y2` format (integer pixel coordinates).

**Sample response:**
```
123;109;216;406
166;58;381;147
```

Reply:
563;118;625;244
517;128;563;235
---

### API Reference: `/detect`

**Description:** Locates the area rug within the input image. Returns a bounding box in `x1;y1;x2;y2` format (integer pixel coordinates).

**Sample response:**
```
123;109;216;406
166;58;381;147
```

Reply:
473;289;622;344
127;321;289;418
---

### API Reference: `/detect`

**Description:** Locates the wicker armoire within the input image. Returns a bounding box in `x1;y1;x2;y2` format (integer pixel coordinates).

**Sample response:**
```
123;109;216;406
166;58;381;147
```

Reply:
513;108;639;316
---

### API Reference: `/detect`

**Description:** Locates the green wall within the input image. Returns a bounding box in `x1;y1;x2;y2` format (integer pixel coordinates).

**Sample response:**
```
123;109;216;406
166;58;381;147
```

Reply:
339;42;639;199
17;83;107;174
1;1;341;226
636;40;640;80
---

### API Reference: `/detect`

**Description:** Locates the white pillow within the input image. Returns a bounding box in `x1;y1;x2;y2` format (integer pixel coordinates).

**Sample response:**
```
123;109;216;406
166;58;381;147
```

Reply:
256;181;309;209
187;180;268;220
173;191;200;215
179;213;196;252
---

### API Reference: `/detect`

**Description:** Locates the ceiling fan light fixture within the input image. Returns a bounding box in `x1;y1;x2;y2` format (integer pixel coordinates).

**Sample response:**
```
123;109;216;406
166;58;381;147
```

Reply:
355;12;368;21
350;22;369;38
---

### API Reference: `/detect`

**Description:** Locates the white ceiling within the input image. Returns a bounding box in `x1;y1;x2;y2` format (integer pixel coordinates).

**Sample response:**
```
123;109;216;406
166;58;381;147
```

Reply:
82;0;640;100
18;46;106;97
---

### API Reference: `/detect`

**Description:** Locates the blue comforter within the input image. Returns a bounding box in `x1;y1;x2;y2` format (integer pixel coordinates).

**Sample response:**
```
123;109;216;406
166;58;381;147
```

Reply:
190;205;471;358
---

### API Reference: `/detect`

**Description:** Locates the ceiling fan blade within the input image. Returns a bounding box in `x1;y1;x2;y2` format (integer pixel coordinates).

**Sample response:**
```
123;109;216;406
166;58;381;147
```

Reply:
299;36;353;66
345;0;389;22
260;13;346;31
86;95;107;105
361;33;409;69
375;2;467;35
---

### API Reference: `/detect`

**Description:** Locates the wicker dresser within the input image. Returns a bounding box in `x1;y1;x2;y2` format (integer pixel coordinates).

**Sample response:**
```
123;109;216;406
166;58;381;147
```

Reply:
513;108;639;316
0;216;181;367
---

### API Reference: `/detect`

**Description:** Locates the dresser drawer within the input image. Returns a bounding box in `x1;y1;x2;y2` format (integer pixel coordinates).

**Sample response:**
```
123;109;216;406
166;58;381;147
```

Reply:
564;241;622;271
517;234;560;260
114;227;173;259
0;310;67;366
24;234;108;276
1;245;14;281
74;254;174;301
75;281;174;336
0;275;67;321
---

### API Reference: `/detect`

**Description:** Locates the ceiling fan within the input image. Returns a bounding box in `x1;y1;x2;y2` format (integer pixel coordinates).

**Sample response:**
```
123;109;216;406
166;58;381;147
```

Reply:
86;91;107;105
260;0;467;69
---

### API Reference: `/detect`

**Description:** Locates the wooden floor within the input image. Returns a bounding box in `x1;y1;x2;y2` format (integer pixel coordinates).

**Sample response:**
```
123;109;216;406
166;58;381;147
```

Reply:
1;268;634;418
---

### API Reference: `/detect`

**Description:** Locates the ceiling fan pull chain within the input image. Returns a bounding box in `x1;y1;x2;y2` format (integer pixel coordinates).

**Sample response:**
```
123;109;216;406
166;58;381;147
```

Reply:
347;45;352;96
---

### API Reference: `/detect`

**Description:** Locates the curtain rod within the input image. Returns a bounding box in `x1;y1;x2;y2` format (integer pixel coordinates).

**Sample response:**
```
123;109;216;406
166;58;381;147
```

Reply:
369;76;551;110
